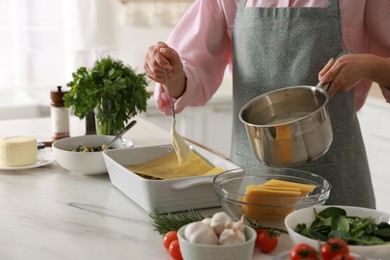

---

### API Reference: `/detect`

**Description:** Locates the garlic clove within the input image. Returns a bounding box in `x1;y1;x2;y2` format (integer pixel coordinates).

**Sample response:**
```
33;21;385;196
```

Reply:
201;217;212;225
184;221;219;245
210;211;232;235
232;215;245;234
218;228;246;245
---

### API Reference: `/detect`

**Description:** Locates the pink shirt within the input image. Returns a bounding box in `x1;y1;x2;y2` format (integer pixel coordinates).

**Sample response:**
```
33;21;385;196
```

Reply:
155;0;390;115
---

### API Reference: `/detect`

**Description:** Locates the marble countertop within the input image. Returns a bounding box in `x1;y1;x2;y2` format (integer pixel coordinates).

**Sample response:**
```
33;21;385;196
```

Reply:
0;116;292;260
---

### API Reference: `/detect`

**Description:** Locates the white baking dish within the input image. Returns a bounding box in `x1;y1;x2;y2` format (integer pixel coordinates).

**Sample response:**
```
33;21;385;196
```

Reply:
103;144;241;213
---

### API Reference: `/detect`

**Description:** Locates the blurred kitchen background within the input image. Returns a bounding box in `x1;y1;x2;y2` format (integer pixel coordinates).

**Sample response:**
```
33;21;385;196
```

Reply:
0;0;389;213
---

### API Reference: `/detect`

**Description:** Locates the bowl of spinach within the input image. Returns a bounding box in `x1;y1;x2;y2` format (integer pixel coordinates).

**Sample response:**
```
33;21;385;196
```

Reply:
285;205;390;259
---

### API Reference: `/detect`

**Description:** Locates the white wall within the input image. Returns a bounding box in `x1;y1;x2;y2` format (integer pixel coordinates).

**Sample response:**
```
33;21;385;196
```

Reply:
110;1;190;72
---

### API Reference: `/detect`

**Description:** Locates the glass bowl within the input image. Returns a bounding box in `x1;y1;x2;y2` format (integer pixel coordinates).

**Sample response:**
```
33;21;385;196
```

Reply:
213;167;331;228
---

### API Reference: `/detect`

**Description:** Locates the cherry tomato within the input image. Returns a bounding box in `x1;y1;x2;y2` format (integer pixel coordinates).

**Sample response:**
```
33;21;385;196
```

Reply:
290;243;319;260
331;253;355;260
320;238;349;260
168;240;183;260
255;230;278;253
163;231;178;250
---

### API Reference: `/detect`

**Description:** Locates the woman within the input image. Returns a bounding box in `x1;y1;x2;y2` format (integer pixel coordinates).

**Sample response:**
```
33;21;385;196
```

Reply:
144;0;390;208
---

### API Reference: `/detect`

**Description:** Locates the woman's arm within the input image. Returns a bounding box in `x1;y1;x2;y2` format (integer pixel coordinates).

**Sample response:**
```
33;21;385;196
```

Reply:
144;0;232;115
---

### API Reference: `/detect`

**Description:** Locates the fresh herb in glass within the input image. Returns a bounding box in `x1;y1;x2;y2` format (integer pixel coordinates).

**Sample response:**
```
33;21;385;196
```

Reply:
64;56;149;135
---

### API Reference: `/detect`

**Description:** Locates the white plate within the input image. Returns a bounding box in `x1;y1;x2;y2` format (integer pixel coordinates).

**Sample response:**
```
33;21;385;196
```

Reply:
274;251;377;260
0;148;54;170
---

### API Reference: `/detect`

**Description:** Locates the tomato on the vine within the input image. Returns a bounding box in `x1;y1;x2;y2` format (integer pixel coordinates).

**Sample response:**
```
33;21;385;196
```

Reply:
168;240;183;260
290;243;319;260
320;238;349;260
163;231;179;250
255;230;278;253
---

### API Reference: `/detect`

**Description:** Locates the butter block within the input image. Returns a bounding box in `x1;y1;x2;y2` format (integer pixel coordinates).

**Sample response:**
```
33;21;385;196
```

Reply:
0;136;37;167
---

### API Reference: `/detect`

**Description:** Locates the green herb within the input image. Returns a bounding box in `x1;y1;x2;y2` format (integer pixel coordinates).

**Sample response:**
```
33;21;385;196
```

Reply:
150;210;205;235
71;144;107;152
246;218;288;235
64;56;149;134
149;210;288;236
294;206;390;246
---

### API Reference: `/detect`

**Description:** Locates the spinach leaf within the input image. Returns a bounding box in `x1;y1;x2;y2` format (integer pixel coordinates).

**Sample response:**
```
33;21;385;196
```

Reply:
331;215;350;232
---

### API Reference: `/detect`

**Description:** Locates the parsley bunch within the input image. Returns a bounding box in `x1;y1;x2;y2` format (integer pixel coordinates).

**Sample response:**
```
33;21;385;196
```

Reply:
64;56;149;134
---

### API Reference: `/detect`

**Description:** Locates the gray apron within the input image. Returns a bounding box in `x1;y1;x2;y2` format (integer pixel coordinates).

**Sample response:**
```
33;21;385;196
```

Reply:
231;0;375;208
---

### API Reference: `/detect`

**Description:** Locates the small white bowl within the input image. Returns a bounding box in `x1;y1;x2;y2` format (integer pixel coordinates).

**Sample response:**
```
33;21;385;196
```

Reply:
177;224;256;260
285;205;390;259
52;135;133;175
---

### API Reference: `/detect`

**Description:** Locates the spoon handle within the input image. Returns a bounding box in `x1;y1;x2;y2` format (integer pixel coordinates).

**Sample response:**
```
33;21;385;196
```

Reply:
163;68;175;119
103;120;137;151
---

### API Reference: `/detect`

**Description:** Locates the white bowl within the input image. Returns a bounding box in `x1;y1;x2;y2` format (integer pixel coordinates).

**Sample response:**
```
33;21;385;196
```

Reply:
285;205;390;259
177;224;256;260
52;135;133;175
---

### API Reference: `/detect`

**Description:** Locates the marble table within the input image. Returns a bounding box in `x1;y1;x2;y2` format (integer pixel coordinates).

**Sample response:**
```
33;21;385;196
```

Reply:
0;116;292;260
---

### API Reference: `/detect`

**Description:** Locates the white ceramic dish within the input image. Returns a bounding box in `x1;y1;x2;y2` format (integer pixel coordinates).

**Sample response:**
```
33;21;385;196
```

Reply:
285;205;390;260
178;224;256;260
0;148;54;170
52;135;133;175
103;144;241;213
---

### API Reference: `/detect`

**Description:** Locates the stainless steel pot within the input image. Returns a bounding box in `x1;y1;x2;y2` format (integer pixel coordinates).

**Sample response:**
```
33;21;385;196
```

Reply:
239;84;332;167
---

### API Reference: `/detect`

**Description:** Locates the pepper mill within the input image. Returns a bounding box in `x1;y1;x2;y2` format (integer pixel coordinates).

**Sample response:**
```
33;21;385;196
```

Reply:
50;86;70;140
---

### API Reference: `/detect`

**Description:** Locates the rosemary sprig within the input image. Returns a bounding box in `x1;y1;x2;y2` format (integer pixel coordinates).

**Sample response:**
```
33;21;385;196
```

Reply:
149;209;288;236
246;217;288;235
149;210;205;235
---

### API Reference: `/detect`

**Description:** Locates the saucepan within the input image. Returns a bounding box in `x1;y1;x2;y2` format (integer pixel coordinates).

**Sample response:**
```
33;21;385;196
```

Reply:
239;82;332;167
239;51;353;167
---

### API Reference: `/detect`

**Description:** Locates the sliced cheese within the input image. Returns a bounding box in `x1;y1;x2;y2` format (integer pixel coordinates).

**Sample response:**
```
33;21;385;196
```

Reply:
262;179;316;195
126;150;223;180
256;185;302;192
244;185;301;199
170;118;191;165
203;167;225;176
243;179;317;220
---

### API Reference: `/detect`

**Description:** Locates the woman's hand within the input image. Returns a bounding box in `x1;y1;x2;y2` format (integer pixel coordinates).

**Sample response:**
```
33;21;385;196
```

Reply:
319;53;390;96
318;54;371;96
144;41;186;98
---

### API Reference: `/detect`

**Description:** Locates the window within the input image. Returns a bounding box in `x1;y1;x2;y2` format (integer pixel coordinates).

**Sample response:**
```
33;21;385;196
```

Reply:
0;0;114;90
